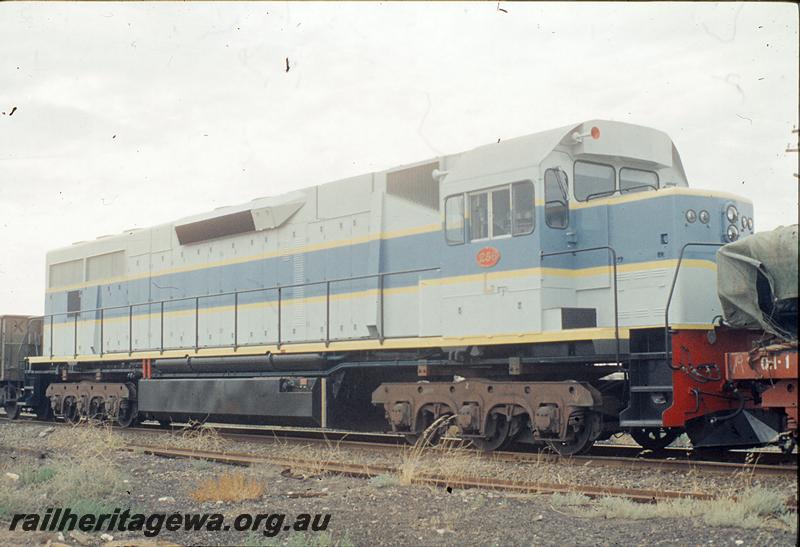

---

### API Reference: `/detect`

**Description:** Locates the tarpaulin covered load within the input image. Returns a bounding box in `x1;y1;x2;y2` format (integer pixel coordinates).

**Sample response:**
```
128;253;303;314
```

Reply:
717;224;798;340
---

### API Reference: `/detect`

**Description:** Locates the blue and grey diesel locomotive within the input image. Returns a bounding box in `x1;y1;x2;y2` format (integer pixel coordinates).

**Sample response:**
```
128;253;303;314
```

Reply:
3;120;767;454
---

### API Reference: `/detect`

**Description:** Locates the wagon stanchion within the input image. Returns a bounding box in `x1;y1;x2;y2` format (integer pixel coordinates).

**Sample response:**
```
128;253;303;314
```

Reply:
664;242;725;364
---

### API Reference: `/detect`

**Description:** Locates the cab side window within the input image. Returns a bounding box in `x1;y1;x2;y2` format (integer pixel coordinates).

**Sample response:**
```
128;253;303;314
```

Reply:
446;180;534;243
444;195;465;245
491;188;511;237
469;193;489;240
512;181;535;235
544;169;569;229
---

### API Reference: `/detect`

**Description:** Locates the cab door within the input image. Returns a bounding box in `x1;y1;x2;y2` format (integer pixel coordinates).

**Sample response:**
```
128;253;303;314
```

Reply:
540;159;612;332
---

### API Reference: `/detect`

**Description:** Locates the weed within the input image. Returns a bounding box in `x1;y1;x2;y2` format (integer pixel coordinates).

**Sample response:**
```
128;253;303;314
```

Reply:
241;530;354;547
169;423;229;453
190;471;265;502
284;532;355;547
21;466;57;485
369;474;400;488
777;511;798;534
550;492;591;507
278;438;347;478
242;531;277;547
0;422;128;519
587;487;793;531
398;415;461;486
47;421;125;461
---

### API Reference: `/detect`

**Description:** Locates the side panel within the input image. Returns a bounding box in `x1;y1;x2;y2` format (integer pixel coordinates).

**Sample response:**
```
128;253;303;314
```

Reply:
138;377;321;426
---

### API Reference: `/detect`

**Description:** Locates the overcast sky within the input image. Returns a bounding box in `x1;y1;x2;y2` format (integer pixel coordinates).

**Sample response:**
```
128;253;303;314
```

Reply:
1;2;797;314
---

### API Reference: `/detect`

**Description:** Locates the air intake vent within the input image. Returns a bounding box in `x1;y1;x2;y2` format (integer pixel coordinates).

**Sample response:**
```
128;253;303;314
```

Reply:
175;211;256;245
386;161;440;210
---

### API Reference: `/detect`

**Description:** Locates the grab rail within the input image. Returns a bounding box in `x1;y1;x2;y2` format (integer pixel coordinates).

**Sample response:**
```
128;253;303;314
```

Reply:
663;242;724;365
42;266;440;358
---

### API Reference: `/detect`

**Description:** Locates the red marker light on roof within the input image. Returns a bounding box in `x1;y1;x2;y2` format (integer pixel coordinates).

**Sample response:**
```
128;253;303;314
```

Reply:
591;126;600;140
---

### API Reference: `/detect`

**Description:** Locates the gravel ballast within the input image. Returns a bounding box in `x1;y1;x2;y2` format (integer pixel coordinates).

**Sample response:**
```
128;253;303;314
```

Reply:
0;420;797;546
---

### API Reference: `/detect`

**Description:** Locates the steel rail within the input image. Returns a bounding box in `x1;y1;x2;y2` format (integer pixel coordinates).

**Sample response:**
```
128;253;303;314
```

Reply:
126;444;797;508
195;427;798;478
2;415;796;478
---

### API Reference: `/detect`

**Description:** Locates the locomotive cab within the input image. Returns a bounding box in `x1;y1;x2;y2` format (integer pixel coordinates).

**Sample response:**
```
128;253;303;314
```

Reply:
439;120;752;342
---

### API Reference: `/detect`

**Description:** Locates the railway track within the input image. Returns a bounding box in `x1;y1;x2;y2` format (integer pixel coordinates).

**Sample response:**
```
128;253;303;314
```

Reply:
127;423;797;478
127;444;797;509
2;414;797;479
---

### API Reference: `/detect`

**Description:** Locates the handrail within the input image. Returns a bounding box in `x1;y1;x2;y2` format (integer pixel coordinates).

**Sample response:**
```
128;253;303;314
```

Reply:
664;242;724;366
40;266;440;357
540;245;621;366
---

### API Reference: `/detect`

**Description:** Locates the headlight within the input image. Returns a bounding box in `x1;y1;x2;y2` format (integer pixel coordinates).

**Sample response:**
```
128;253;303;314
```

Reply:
747;217;753;230
726;204;738;223
726;224;739;242
699;210;710;224
685;209;697;223
741;217;747;230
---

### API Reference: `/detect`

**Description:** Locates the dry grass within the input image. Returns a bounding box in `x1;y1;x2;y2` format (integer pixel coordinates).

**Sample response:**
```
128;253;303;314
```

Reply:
396;415;487;487
47;421;126;459
369;474;401;488
550;492;591;507
165;422;229;453
1;423;127;518
397;415;452;485
274;436;350;478
586;487;796;532
189;471;265;502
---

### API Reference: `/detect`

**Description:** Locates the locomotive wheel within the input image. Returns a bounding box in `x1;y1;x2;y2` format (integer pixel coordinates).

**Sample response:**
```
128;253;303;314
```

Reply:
87;399;106;423
404;411;445;447
498;416;524;450
472;414;511;452
629;427;680;451
117;401;138;428
63;398;80;424
3;400;21;420
546;412;595;456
